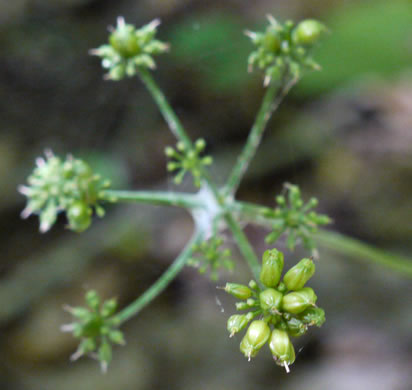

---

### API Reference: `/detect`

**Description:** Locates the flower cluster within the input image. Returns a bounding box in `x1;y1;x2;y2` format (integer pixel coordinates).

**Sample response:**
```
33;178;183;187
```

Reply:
188;237;234;281
61;290;125;373
264;183;331;254
165;139;213;187
246;16;327;85
224;248;325;372
19;151;112;233
90;17;169;80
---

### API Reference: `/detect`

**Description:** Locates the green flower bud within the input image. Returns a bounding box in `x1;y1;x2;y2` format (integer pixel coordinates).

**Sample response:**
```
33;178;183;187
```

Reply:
109;25;141;58
283;258;315;291
285;317;307;337
282;287;317;314
240;320;271;360
227;313;253;337
269;329;295;372
224;283;252;300
298;307;325;327
277;282;287;294
67;201;92;233
260;249;284;288
263;27;281;53
292;20;327;47
259;288;282;314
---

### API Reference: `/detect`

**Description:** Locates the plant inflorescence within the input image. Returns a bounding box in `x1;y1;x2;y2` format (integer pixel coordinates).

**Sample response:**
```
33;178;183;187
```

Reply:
19;14;412;374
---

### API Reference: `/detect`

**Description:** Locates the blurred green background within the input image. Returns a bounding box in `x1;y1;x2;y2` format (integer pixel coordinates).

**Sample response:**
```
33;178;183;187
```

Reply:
1;0;412;389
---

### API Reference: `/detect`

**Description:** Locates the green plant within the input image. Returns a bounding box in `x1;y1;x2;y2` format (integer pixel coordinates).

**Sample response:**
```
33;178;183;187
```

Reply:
19;15;412;373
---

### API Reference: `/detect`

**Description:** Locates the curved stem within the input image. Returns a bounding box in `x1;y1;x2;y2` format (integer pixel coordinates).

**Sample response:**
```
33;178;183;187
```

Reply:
138;68;193;149
232;200;412;278
114;229;203;325
224;213;261;280
224;77;298;197
316;230;412;278
102;189;204;209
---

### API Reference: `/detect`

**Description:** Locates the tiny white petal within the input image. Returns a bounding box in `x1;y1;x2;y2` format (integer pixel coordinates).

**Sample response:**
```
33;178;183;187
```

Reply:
20;207;32;219
35;157;46;168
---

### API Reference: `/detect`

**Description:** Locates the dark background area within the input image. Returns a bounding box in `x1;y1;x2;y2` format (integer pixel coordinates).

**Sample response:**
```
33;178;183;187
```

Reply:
0;0;411;389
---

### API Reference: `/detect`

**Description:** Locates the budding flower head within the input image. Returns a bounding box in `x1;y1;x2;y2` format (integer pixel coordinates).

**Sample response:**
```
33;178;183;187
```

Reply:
260;248;284;288
165;138;213;187
269;329;295;372
246;16;327;86
264;183;331;254
240;320;271;361
283;257;316;291
62;290;125;373
188;237;233;280
91;17;169;80
19;151;112;233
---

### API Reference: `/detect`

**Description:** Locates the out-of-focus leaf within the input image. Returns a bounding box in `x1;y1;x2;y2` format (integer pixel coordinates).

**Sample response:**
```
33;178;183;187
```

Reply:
298;0;412;95
168;12;252;93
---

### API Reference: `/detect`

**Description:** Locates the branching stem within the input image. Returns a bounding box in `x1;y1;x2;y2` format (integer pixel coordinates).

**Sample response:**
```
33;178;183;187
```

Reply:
114;229;203;324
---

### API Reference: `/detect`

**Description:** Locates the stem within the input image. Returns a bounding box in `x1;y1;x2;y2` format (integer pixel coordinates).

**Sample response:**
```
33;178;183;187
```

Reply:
137;69;260;278
224;213;261;280
232;200;412;278
224;77;298;197
316;230;412;278
102;189;204;209
138;68;193;149
115;229;203;324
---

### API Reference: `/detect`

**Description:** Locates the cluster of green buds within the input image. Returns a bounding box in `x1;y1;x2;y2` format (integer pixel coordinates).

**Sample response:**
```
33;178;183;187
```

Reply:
165;139;213;187
264;183;331;254
246;15;327;85
90;17;169;80
19;151;112;233
61;290;125;373
188;236;234;280
224;249;325;372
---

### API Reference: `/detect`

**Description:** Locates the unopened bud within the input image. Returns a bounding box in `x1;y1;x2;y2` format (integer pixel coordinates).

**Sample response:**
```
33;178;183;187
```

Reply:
224;283;253;300
292;19;327;47
227;313;253;337
269;329;295;372
283;258;315;291
298;306;325;327
259;288;282;314
260;249;284;288
240;320;271;360
282;287;317;314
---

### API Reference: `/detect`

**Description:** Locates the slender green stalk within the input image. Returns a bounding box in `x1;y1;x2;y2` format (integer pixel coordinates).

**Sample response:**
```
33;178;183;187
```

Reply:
138;68;193;149
102;189;204;209
115;229;203;324
316;230;412;278
137;69;261;279
224;77;298;197
224;213;261;280
232;200;412;278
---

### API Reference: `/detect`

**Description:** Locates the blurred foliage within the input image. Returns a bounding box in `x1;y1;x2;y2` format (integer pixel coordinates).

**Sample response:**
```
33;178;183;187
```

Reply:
298;0;412;94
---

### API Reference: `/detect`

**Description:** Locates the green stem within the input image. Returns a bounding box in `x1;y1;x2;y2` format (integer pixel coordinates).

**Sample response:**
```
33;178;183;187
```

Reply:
232;200;412;278
137;69;260;278
224;77;298;197
316;230;412;278
115;229;203;324
102;189;204;209
138;68;193;149
224;213;261;280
